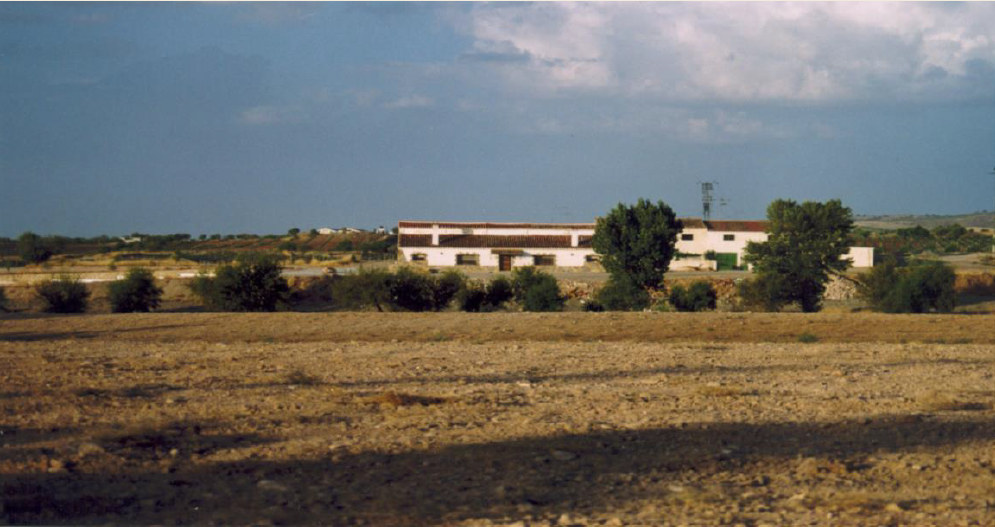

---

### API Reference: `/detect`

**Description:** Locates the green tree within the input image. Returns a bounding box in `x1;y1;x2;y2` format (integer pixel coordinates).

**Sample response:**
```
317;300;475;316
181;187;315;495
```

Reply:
35;275;89;313
592;199;683;289
859;261;956;313
108;267;163;313
288;228;301;237
17;232;53;264
592;276;651;311
668;281;718;312
742;199;854;312
510;267;564;312
189;257;289;312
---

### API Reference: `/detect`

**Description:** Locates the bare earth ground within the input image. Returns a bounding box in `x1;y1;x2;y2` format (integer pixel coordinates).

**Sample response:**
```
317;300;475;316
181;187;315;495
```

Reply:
2;313;994;526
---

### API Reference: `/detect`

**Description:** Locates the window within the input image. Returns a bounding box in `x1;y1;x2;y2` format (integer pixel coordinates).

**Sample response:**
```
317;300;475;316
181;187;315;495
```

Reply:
410;253;427;262
534;255;556;266
681;234;694;241
456;254;479;266
723;234;735;241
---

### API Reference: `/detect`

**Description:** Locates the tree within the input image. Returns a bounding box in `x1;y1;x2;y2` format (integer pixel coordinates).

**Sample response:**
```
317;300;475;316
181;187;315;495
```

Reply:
510;267;564;312
189;257;289;312
18;232;53;264
742;199;854;312
288;228;301;237
591;199;683;289
591;276;651;311
108;267;163;313
669;281;718;312
35;276;89;313
859;261;956;313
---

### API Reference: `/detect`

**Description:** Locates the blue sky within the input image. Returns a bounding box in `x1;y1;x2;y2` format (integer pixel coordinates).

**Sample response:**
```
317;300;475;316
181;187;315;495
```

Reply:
1;2;993;237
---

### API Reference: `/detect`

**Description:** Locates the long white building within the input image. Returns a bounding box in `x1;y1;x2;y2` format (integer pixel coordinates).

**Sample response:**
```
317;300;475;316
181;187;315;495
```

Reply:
397;220;873;270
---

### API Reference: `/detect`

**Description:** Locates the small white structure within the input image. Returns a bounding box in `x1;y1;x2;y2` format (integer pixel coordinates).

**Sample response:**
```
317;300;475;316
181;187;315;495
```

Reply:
316;227;335;235
397;219;874;270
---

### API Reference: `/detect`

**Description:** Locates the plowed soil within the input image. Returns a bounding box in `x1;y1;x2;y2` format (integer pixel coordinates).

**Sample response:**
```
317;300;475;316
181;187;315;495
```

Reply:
2;313;994;525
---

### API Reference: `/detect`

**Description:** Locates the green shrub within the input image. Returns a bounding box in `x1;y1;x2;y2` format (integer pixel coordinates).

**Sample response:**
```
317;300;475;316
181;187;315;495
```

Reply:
736;275;785;312
669;281;718;312
387;267;435;311
333;240;354;251
510;267;545;302
330;268;392;311
593;277;650;311
189;258;289;312
36;275;89;313
108;267;163;313
456;283;488;312
859;261;956;313
457;276;514;312
430;270;466;311
511;268;564;312
0;286;8;312
485;276;514;307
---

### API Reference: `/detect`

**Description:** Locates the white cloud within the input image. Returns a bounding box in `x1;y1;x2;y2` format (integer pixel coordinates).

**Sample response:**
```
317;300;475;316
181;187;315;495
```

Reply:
382;95;434;109
452;2;995;103
239;105;307;125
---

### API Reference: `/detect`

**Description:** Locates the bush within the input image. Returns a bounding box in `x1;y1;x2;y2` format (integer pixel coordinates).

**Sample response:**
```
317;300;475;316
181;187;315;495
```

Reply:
736;275;786;312
108;267;163;313
430;270;466;311
486;276;514;307
669;281;718;312
189;258;289;312
387;267;435;311
457;276;514;312
593;277;650;311
18;232;53;264
333;240;354;251
330;268;392;311
0;286;8;312
508;267;565;312
36;275;89;313
859;261;956;313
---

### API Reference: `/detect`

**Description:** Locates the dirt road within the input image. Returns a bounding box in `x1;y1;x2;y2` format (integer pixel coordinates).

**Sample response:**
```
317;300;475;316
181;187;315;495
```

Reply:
2;313;994;525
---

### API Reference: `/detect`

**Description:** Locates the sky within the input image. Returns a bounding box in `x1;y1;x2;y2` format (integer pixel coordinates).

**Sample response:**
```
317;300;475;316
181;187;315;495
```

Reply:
1;2;994;237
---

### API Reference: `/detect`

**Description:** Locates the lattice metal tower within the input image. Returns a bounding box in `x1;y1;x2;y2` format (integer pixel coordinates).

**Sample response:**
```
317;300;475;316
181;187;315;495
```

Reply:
699;181;728;220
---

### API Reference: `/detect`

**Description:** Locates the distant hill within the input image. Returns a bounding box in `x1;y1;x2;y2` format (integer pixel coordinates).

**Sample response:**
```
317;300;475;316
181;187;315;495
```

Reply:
855;212;995;230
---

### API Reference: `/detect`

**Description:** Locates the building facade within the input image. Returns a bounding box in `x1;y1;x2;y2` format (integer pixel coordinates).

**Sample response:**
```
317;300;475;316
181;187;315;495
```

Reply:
397;220;873;270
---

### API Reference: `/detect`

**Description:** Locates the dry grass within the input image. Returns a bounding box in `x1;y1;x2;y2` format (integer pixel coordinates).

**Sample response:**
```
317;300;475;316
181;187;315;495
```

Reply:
696;384;757;397
369;391;449;408
920;391;993;412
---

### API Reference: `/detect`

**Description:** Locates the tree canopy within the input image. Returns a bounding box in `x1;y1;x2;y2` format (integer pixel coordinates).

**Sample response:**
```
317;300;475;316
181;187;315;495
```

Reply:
742;199;854;312
591;199;682;289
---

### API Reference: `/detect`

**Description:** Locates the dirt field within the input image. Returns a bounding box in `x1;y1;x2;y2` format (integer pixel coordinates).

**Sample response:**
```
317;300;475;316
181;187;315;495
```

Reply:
2;313;994;525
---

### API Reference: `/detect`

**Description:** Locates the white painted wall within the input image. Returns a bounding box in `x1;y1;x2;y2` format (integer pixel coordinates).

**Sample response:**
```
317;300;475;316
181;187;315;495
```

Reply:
674;227;709;256
399;224;875;269
844;247;874;268
400;247;592;267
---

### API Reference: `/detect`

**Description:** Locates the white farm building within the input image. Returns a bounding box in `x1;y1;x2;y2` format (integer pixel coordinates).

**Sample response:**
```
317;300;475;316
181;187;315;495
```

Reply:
397;220;874;271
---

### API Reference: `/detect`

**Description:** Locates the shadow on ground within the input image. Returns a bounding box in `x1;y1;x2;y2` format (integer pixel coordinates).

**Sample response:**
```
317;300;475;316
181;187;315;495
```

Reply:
3;415;992;524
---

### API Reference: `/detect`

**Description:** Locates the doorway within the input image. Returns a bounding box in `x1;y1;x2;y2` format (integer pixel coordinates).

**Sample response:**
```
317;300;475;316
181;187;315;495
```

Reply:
499;254;512;271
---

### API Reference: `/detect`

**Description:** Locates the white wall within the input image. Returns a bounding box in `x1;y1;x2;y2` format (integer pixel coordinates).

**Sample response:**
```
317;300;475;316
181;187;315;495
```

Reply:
674;227;709;255
399;247;593;267
704;230;769;265
845;247;874;268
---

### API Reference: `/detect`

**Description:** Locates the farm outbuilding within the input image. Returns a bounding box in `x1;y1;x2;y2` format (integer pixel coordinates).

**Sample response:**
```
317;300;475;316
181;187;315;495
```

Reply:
397;219;873;270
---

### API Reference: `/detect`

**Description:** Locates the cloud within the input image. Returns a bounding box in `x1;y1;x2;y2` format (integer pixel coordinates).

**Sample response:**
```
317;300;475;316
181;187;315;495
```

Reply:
239;105;307;125
382;95;434;109
452;2;995;103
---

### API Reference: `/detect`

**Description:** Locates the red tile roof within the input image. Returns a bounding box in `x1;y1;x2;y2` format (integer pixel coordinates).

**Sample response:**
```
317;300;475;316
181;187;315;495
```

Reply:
704;220;768;232
399;221;595;230
400;234;579;249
